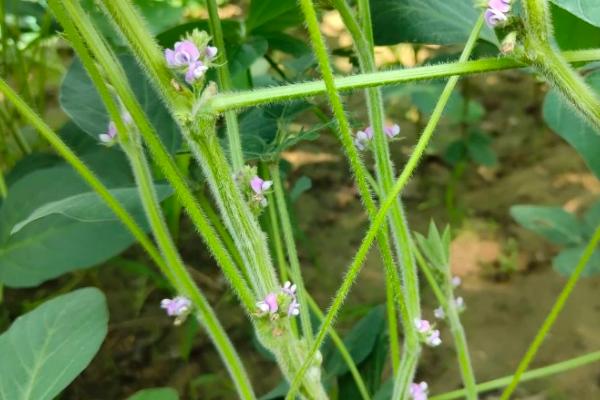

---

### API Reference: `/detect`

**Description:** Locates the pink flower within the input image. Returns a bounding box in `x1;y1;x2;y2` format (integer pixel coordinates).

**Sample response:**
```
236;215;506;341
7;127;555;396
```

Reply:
415;318;432;333
384;124;401;138
161;296;192;317
410;381;428;400
489;0;511;13
434;307;445;320
250;176;273;195
288;298;300;316
426;329;442;347
185;61;208;84
256;293;279;314
165;40;200;67
282;281;297;296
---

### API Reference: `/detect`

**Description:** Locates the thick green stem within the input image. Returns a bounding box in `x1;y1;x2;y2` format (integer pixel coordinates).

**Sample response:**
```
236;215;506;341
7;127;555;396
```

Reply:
185;116;278;296
270;164;313;342
500;223;600;399
0;170;7;199
121;132;256;400
204;50;600;112
414;247;477;400
520;0;600;132
205;0;244;170
54;0;254;311
433;351;600;400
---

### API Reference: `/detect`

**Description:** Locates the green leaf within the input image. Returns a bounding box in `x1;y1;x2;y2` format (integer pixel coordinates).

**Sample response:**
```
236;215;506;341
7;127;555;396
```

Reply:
0;288;108;400
289;176;312;202
228;37;269;80
543;71;600;179
11;185;172;235
553;246;600;277
583;201;600;236
0;151;165;287
467;131;497;166
127;387;179;400
60;56;181;153
369;0;496;45
324;305;386;377
246;0;303;34
551;4;600;50
444;140;468;166
550;0;600;28
510;205;585;246
408;83;484;123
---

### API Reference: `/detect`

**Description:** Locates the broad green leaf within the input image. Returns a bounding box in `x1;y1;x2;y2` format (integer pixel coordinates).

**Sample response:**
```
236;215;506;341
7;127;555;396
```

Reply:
324;305;386;377
290;176;312;202
60;56;181;153
127;387;179;400
0;288;108;400
0;151;163;287
583;201;600;236
369;0;496;45
11;185;172;235
553;246;600;277
550;0;600;28
551;4;600;50
510;205;585;246
228;37;269;81
467;131;497;166
246;0;302;34
543;72;600;179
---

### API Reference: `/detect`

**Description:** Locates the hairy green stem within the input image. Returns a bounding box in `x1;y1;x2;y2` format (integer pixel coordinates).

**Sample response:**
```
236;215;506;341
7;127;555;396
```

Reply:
414;247;477;400
205;0;244;170
390;15;484;400
333;0;416;374
434;351;600;400
55;0;255;310
286;0;409;397
270;164;313;342
185;115;278;296
204;49;600;112
121;131;256;400
306;295;371;400
520;0;600;133
500;222;600;399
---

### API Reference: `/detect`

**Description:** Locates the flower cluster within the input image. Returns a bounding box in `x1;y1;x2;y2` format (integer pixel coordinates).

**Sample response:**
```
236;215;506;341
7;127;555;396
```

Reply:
164;30;218;85
233;165;273;212
410;381;429;400
354;123;401;151
161;295;192;326
99;112;132;145
415;318;441;347
256;281;300;319
485;0;512;27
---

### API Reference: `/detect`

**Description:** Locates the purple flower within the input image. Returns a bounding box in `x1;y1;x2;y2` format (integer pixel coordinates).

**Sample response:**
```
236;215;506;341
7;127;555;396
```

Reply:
415;318;432;333
185;61;208;84
250;176;273;195
434;307;445;320
282;281;297;296
99;121;117;144
161;296;192;317
206;46;218;60
410;381;429;400
426;329;442;347
257;293;279;314
354;128;374;151
489;0;511;13
384;124;401;138
485;8;508;26
288;297;300;316
165;40;200;68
